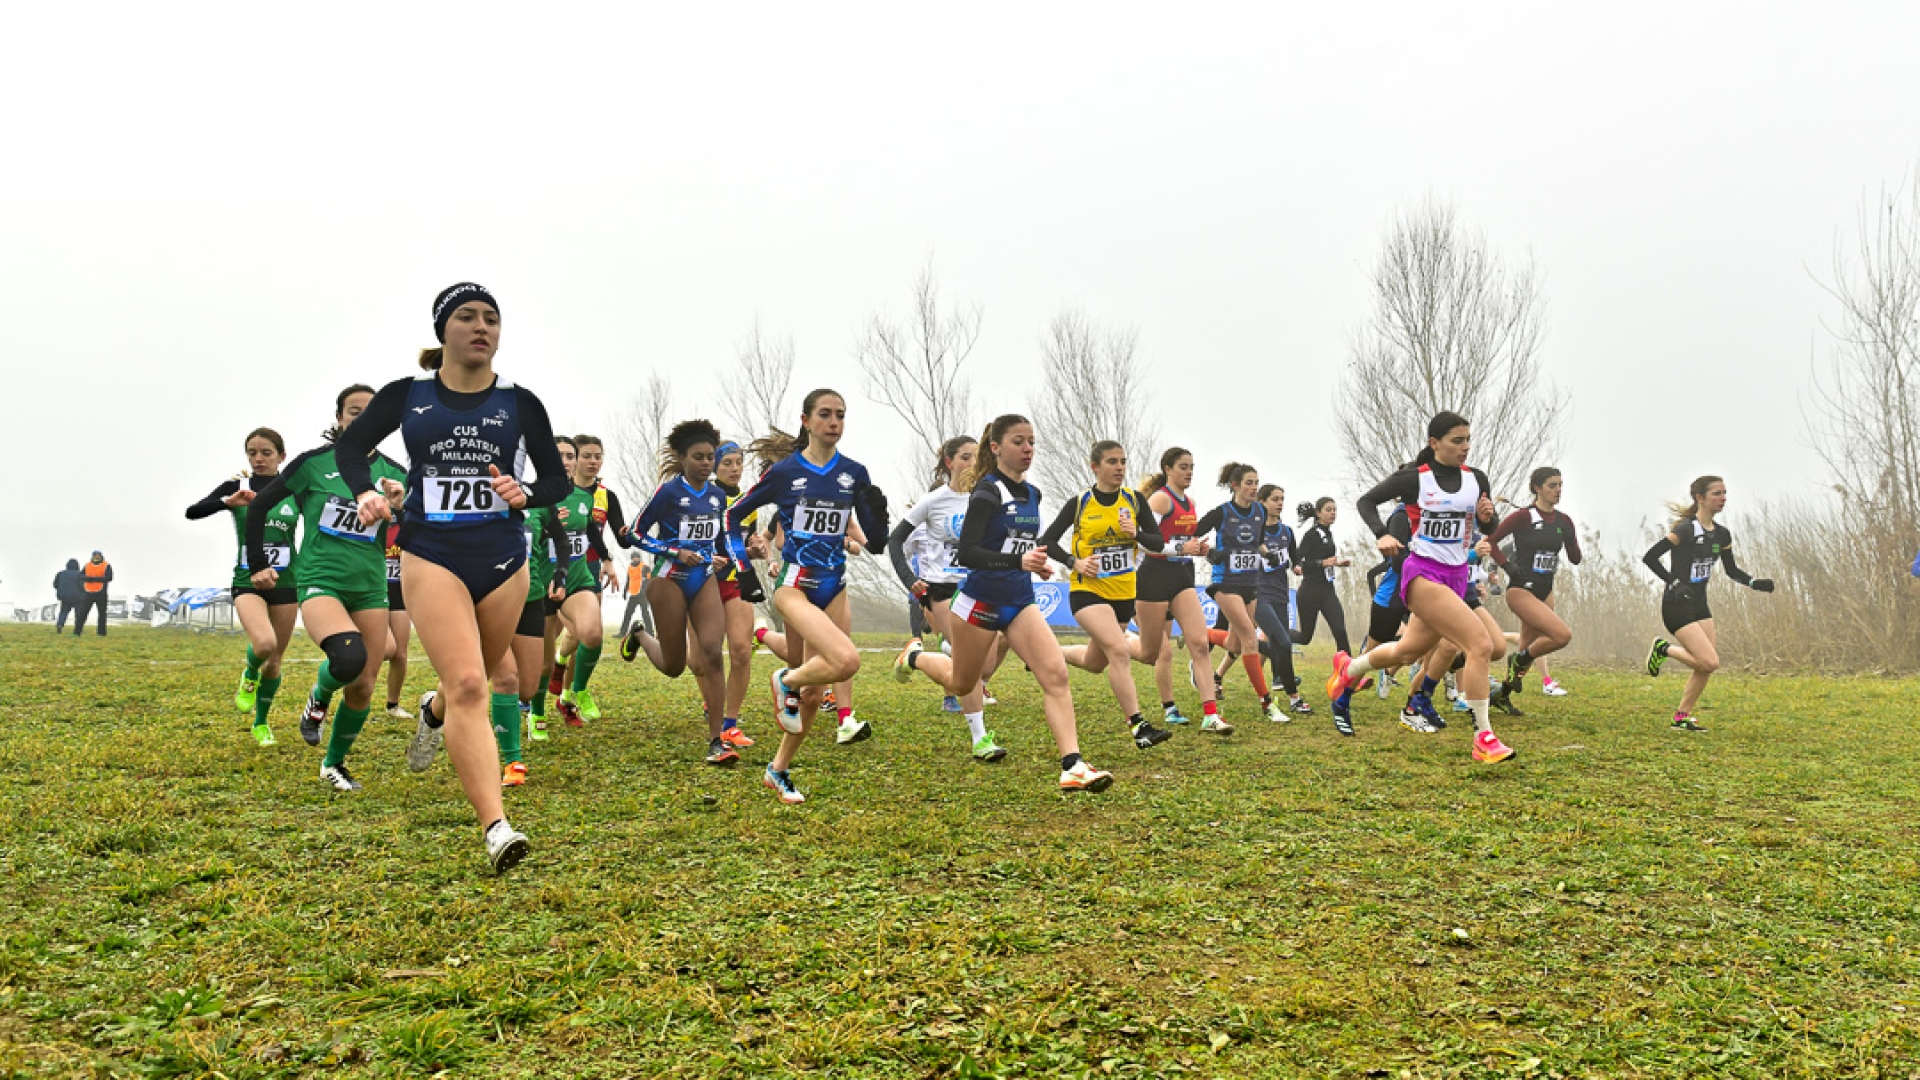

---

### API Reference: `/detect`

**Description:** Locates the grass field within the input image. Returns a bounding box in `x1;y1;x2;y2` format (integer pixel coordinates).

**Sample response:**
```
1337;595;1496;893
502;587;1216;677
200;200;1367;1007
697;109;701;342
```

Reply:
4;623;1920;1078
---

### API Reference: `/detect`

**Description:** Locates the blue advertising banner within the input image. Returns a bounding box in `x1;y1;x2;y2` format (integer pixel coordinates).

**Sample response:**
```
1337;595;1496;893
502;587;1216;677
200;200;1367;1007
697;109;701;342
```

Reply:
1037;581;1249;637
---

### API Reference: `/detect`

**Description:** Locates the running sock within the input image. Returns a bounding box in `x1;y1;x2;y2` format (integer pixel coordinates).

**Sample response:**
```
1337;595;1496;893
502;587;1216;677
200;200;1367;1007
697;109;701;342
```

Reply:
386;699;399;711
491;692;522;764
530;686;547;718
837;706;853;723
1242;654;1269;697
1513;648;1533;672
1419;675;1441;696
1207;629;1230;648
424;692;444;729
322;704;371;768
243;646;263;681
570;644;602;693
1202;700;1220;717
1468;699;1491;734
253;675;282;727
1128;712;1145;729
313;659;346;707
723;716;739;732
965;711;987;742
1162;701;1177;713
1061;752;1082;771
906;647;922;670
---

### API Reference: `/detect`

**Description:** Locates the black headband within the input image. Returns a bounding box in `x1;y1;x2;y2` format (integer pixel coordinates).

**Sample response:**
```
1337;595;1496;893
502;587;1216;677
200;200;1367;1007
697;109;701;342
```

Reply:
433;282;498;343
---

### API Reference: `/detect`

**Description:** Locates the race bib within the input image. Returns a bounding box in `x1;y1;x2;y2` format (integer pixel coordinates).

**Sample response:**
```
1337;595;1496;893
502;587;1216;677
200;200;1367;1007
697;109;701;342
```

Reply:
1325;566;1337;583
422;476;508;523
793;498;847;539
1531;551;1560;575
317;496;381;543
1419;512;1468;544
260;543;292;570
1228;551;1263;574
567;531;591;559
1001;535;1036;557
1689;558;1715;584
1092;544;1134;578
386;556;402;582
681;514;721;544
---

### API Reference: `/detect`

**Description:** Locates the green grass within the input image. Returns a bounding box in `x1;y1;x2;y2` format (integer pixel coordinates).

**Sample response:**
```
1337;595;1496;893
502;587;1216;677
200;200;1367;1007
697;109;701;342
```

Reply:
4;623;1920;1077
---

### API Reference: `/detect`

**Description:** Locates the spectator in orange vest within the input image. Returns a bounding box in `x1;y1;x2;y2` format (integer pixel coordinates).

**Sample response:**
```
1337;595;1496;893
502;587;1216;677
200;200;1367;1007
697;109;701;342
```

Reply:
617;551;654;639
77;550;113;636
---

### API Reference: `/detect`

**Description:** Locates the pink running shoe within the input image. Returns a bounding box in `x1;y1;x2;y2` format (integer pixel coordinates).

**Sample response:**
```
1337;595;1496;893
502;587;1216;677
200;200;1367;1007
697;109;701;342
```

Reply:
1472;729;1515;764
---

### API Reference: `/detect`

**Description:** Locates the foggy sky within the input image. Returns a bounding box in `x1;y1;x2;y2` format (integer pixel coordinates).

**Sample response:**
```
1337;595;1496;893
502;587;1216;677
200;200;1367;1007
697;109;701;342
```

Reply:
3;2;1915;603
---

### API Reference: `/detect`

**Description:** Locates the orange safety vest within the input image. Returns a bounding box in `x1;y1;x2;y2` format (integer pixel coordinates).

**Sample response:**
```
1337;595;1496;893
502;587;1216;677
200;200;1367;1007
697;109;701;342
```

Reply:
626;563;646;594
83;559;110;593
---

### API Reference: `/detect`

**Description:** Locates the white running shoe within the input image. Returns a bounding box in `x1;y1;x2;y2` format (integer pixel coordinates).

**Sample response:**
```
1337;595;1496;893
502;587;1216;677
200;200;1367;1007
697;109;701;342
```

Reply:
320;763;362;791
1059;760;1114;793
1200;714;1234;735
386;704;414;720
770;669;803;734
835;713;873;745
1375;670;1396;700
1262;697;1288;723
484;820;530;874
1542;679;1569;697
406;691;444;773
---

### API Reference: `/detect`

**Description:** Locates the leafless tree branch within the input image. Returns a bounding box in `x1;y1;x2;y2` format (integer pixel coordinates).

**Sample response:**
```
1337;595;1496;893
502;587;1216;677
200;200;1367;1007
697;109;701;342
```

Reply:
853;263;980;491
1029;307;1161;499
1336;196;1566;500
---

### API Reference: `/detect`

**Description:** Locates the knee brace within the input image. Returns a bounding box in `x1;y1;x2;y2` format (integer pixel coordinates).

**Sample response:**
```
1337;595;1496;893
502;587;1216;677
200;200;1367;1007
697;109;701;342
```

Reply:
321;632;369;684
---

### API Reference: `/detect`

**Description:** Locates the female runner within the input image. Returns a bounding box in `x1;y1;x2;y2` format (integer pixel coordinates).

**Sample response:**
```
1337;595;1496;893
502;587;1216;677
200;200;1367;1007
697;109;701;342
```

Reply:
247;384;406;789
1487;467;1582;714
886;437;985;730
1327;411;1513;762
1039;440;1174;751
710;439;766;749
184;427;300;745
381;520;413;718
621;419;738;766
1213;483;1312;717
1132;448;1228;732
1642;476;1774;730
333;282;571;872
726;389;889;804
551;436;627;725
1293;497;1354;656
893;415;1114;791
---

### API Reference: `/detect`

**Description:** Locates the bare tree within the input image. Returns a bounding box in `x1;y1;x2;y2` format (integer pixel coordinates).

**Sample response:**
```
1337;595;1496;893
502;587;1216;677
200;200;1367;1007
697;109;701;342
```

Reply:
1029;307;1161;499
720;319;796;446
853;263;981;490
1336;197;1565;500
1810;170;1920;521
602;370;674;500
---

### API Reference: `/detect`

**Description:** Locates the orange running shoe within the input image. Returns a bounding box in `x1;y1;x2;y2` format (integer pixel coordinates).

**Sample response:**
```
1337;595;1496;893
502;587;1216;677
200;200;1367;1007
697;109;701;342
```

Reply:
720;725;755;748
502;761;529;786
1325;651;1354;700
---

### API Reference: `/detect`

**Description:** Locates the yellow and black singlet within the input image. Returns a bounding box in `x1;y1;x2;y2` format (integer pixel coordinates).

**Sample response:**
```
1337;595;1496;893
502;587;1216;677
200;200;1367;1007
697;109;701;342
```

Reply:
1038;486;1166;601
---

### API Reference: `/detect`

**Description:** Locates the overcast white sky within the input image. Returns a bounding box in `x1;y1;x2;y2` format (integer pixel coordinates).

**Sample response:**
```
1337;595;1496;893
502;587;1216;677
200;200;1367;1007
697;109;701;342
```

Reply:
3;2;1915;604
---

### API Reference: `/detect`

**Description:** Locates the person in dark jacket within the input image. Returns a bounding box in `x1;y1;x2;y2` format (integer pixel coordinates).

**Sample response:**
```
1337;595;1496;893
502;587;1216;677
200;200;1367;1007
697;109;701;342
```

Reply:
53;559;84;632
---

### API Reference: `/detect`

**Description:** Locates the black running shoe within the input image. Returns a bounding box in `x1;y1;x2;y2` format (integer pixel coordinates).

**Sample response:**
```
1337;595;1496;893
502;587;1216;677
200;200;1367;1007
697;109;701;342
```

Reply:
1331;698;1355;737
300;694;328;747
1132;720;1172;749
1491;685;1526;717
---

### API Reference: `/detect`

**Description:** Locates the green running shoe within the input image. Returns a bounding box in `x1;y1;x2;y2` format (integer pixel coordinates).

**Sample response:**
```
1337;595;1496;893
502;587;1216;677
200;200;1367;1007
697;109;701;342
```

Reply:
574;688;601;722
235;674;258;713
1646;638;1669;678
527;710;549;742
251;723;277;747
972;730;1008;763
